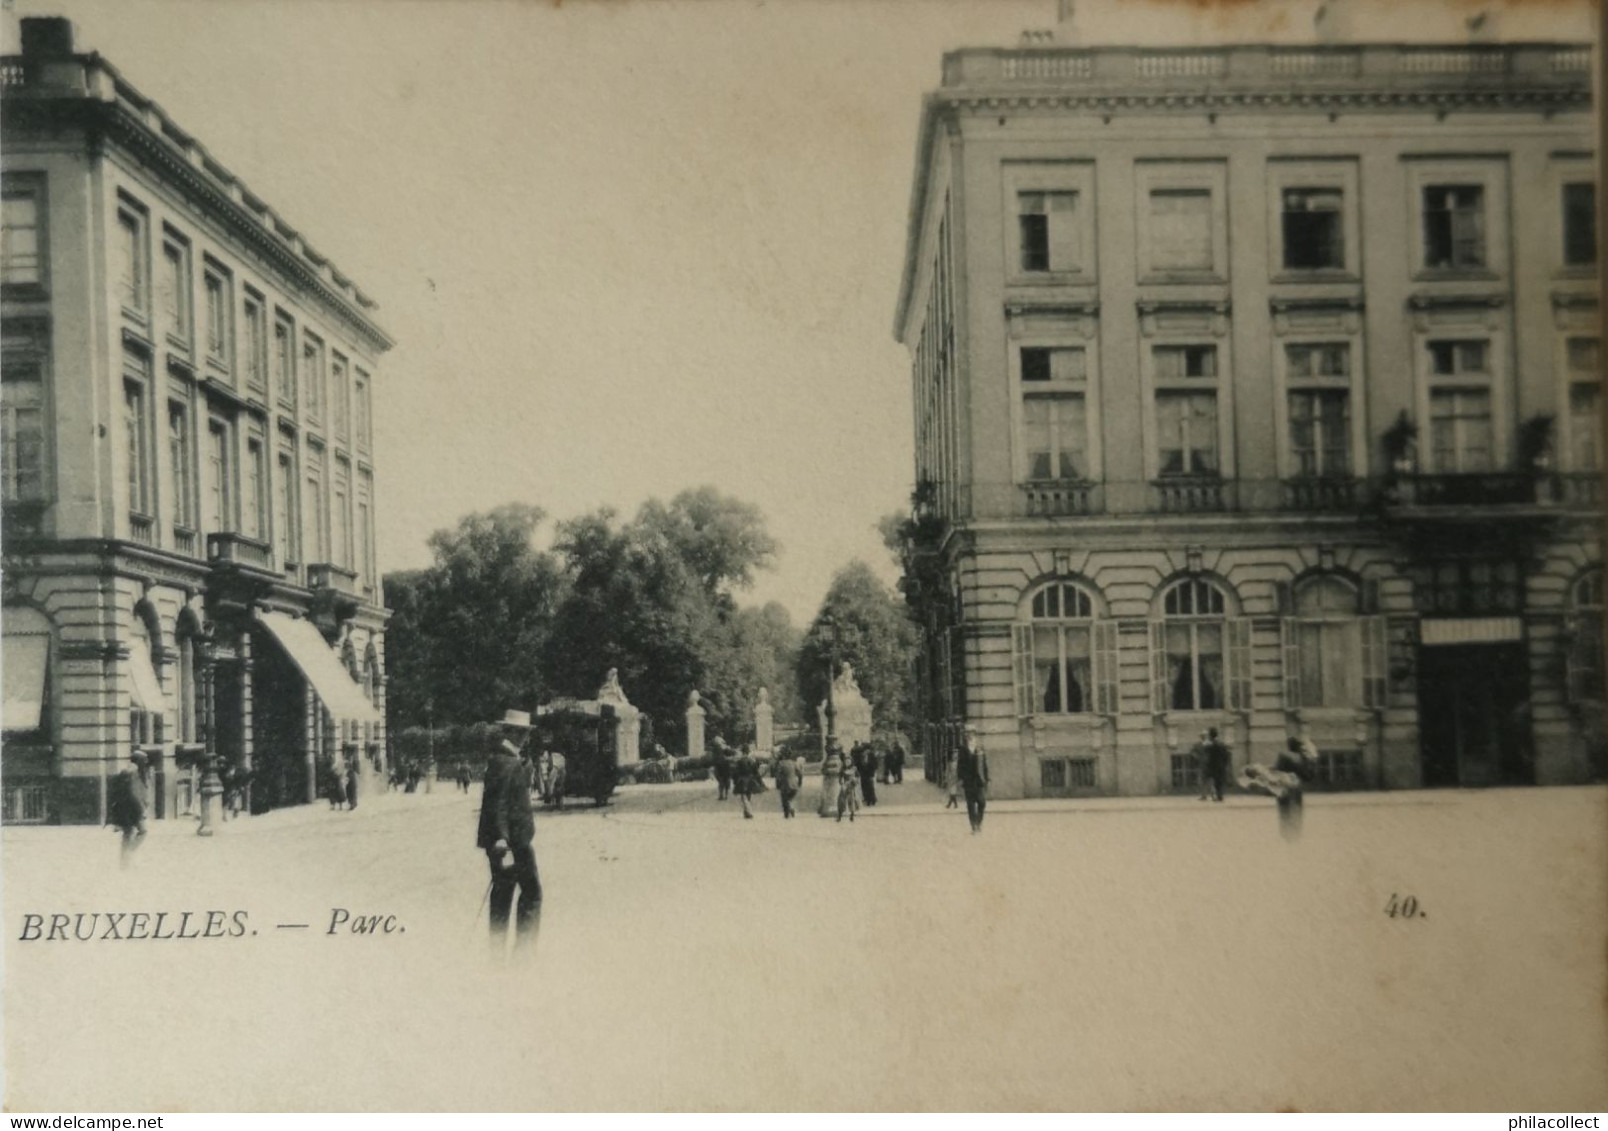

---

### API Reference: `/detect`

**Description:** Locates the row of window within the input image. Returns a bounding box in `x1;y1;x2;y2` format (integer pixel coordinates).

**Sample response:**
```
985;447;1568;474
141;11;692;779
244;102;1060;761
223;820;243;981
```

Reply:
1003;572;1602;718
1007;160;1595;281
102;194;373;452
0;174;373;454
1017;334;1602;484
121;347;376;591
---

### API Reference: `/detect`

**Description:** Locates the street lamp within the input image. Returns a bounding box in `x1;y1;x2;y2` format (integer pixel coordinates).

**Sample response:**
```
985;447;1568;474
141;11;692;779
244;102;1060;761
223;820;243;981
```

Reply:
821;614;840;743
195;624;222;837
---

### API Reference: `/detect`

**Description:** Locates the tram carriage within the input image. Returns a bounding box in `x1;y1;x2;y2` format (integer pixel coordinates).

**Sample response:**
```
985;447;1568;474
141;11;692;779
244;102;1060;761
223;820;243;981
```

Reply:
531;699;620;808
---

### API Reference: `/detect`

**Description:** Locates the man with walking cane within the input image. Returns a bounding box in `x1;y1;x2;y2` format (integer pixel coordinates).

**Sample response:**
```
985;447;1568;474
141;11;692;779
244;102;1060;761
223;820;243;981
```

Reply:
477;710;542;954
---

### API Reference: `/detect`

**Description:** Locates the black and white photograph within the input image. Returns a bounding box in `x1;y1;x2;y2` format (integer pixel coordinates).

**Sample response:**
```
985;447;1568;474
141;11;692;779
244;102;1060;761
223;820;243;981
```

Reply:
1;0;1604;1114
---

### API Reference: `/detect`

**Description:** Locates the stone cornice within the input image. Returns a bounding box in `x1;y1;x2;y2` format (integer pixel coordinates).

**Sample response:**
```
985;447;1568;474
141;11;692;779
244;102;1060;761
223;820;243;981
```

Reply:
942;87;1591;116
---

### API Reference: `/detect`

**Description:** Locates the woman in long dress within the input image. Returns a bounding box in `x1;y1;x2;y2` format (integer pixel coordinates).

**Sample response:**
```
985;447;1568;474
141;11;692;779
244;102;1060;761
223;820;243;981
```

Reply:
818;742;843;817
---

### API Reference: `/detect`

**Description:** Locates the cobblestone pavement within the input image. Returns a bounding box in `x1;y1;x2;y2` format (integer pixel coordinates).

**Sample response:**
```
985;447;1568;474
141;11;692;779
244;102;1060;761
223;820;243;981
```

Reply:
4;780;1604;1111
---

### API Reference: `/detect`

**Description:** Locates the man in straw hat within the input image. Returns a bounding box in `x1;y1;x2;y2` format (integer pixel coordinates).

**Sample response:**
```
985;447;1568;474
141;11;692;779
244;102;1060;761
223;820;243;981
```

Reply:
477;709;541;951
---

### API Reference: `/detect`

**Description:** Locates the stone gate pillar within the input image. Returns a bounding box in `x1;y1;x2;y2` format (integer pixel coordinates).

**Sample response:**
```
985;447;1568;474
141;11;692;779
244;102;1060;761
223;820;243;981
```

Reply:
685;690;705;760
753;687;774;754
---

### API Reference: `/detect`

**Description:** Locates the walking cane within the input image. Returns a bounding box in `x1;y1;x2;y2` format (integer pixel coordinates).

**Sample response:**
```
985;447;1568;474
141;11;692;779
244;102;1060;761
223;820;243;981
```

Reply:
471;877;493;939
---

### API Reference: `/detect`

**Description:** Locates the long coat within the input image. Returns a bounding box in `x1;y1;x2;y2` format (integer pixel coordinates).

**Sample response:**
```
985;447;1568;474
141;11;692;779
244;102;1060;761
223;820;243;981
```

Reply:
957;745;990;799
477;743;535;850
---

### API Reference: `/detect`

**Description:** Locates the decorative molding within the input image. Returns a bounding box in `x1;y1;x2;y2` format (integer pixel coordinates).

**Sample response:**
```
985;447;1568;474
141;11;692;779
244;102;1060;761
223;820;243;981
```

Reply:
1138;299;1231;339
946;89;1591;116
1270;295;1365;336
1408;291;1508;332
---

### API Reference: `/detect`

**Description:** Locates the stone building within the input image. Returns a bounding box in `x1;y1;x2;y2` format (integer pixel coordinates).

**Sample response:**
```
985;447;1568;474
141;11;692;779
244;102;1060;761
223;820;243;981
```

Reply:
894;29;1603;798
2;19;390;824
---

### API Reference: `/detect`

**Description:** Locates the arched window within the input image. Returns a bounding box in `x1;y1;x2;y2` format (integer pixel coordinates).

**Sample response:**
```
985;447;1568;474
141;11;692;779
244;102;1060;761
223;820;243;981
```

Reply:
1157;578;1231;711
1012;581;1117;717
1568;570;1604;703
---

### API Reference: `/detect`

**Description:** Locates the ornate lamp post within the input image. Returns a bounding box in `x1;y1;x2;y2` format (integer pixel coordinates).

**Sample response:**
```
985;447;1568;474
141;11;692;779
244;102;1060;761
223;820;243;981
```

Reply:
196;624;223;837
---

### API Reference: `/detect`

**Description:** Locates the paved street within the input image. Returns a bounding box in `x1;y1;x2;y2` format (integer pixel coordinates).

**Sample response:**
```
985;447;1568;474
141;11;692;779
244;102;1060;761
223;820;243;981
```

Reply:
4;779;1605;1111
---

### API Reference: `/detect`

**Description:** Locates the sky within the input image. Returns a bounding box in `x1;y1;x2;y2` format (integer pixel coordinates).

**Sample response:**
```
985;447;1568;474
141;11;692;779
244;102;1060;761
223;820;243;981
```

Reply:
3;0;1595;624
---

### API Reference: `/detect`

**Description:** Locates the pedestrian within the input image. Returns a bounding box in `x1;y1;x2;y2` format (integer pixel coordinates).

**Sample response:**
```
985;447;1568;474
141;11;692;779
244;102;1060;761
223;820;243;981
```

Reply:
712;739;733;801
774;748;802;818
108;749;150;868
346;763;359;811
1239;736;1318;842
733;744;760;819
890;741;905;784
818;741;843;818
456;761;471;793
944;743;961;809
957;726;990;834
326;762;348;810
1204;728;1231;803
1190;729;1212;801
477;709;542;953
836;752;859;823
541;748;568;810
855;742;878;807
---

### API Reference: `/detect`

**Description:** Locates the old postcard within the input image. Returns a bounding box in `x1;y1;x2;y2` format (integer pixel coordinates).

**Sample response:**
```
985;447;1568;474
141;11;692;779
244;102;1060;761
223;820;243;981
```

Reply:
1;0;1605;1113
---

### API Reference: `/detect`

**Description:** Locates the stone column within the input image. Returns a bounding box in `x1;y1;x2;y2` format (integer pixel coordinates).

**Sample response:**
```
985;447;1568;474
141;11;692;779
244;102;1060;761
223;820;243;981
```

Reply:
753;688;774;755
685;690;705;760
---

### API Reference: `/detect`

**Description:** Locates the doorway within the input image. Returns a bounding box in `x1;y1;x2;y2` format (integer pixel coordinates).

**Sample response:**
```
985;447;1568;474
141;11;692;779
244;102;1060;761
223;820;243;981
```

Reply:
1417;643;1532;787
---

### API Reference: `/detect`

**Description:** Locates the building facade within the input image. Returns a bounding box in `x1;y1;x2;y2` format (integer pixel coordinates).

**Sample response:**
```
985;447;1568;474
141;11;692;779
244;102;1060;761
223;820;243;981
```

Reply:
894;36;1604;799
2;19;391;824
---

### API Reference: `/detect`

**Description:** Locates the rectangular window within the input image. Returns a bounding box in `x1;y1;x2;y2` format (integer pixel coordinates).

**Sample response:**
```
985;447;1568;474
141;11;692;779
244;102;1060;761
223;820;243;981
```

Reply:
1422;185;1486;269
243;295;267;390
332;355;350;441
273;316;296;407
1040;759;1068;791
1156;393;1219;476
1018;191;1079;272
1429;390;1493;472
117;209;146;315
2;183;43;286
356;499;372;590
204;266;231;364
1289;390;1351;477
303;335;325;423
1568;337;1602;472
354;371;372;451
1281;188;1344;270
1286;343;1349;381
124;380;150;516
1;362;44;502
1021;346;1085;384
244;434;266;541
1563;182;1597;267
304;447;327;563
276;450;298;567
1154;345;1217;381
333;458;352;570
205;419;233;534
168;402;193;530
1429;340;1489;377
1023;397;1086;481
159;236;191;344
1149;189;1213;271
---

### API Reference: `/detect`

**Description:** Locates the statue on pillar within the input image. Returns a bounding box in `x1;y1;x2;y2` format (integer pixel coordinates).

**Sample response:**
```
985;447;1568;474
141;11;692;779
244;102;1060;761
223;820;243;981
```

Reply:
685;689;706;761
753;687;775;755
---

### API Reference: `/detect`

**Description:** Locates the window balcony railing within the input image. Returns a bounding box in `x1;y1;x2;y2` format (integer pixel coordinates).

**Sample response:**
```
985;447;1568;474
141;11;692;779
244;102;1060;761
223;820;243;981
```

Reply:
1390;472;1540;508
2;500;47;541
1151;477;1231;514
1023;480;1102;517
1281;476;1362;512
128;513;155;546
172;525;198;557
206;531;273;570
307;561;359;596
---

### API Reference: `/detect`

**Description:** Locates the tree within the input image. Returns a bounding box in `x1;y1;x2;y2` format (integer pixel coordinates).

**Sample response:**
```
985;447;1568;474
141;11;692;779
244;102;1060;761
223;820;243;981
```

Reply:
544;489;783;749
797;561;918;736
382;504;565;730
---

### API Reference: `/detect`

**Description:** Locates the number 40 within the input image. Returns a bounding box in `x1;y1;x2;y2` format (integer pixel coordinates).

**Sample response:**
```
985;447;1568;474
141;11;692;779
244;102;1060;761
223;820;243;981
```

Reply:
1385;893;1425;919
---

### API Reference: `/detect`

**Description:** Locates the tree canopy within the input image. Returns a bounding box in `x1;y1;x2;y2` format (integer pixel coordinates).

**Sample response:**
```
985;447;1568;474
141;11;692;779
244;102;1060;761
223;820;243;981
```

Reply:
796;560;917;737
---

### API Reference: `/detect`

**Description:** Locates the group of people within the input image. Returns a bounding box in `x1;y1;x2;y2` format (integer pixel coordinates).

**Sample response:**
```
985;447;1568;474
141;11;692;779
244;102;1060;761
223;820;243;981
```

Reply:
324;762;360;811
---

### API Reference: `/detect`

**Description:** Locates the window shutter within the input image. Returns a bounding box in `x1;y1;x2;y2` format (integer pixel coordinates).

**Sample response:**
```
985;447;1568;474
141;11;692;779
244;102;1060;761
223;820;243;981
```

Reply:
1565;613;1583;704
1362;615;1388;709
1011;623;1035;718
1274;581;1293;616
1228;617;1253;711
1149;620;1168;714
938;629;954;719
1281;616;1302;709
1361;578;1382;615
1093;620;1120;715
